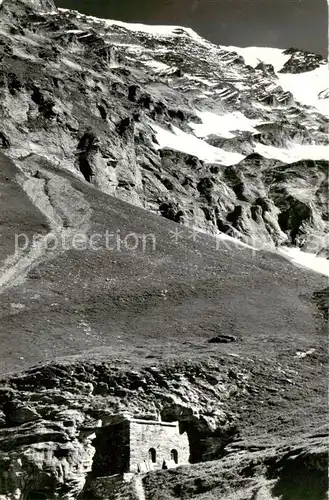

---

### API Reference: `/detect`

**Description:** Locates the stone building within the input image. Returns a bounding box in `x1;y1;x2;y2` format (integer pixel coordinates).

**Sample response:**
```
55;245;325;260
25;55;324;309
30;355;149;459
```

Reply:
92;415;190;476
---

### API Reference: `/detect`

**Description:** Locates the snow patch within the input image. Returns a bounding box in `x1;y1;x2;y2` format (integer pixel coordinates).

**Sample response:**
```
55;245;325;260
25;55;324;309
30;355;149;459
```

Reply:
277;65;329;116
189;110;261;139
223;46;290;72
185;75;217;87
150;123;245;166
142;59;170;72
278;247;329;276
254;142;329;163
64;29;85;34
61;58;84;71
151;120;327;165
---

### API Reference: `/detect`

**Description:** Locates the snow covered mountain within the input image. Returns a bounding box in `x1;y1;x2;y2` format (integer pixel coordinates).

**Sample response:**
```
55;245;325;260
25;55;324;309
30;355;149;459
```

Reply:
0;0;328;266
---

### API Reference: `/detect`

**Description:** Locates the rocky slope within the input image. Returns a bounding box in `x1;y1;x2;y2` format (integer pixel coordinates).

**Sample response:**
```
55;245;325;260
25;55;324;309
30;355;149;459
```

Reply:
0;0;328;499
0;0;328;254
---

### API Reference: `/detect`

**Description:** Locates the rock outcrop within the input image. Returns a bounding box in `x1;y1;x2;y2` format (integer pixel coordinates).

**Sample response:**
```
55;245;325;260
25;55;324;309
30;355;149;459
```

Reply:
0;357;327;499
0;360;242;498
143;432;328;499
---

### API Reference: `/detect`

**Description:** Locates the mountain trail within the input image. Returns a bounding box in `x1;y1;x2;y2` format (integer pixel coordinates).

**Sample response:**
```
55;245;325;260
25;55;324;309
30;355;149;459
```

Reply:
133;476;146;500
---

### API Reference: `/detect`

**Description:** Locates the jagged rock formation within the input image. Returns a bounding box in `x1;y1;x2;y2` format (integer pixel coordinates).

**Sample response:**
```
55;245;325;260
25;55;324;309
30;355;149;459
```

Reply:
279;47;325;74
0;0;328;252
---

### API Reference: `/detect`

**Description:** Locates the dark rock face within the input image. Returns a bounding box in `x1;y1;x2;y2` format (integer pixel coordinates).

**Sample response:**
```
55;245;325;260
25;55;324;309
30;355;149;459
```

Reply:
76;130;99;182
0;131;10;148
280;47;325;73
208;335;237;344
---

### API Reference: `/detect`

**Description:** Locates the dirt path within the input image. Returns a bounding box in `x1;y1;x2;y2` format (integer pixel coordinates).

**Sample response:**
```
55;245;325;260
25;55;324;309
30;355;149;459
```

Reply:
133;476;146;500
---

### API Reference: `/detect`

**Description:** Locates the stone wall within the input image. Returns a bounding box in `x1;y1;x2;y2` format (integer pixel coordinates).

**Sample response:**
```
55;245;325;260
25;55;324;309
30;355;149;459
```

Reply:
129;420;189;473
